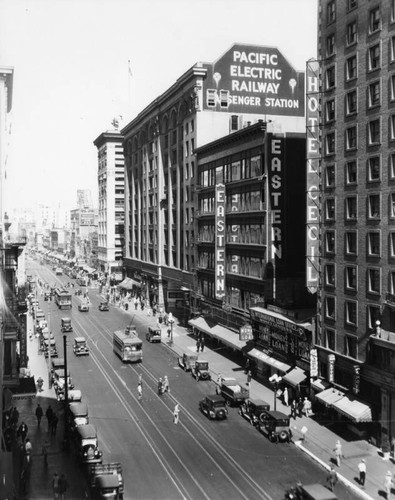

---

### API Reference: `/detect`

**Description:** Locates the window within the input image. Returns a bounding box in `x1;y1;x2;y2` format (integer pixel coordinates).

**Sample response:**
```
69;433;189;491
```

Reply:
368;268;380;294
325;99;335;121
391;75;395;101
325;328;336;351
391;115;395;140
346;56;357;80
369;7;380;33
348;0;357;11
391;193;395;218
368;44;380;71
326;34;335;57
368;232;380;256
325;133;335;155
346;231;357;255
346;160;357;184
368;156;380;181
346;301;357;326
325;198;335;220
368;194;380;218
325;296;336;319
368;81;380;107
391;232;395;257
346;196;357;219
346;266;357;290
392;0;395;22
346;90;357;115
347;21;357;45
325;230;335;253
368;119;380;145
391;154;395;180
325;165;335;187
326;66;336;89
344;334;357;358
325;264;335;286
391;36;395;62
327;1;336;23
346;126;357;150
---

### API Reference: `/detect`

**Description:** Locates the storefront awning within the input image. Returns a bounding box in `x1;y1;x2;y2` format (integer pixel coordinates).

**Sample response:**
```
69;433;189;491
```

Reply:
311;378;331;392
282;367;308;387
118;277;141;290
316;387;345;407
331;394;372;423
247;348;291;373
188;317;246;350
11;377;37;401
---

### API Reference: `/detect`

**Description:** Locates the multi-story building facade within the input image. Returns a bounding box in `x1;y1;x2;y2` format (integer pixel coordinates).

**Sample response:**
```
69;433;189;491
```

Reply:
94;127;125;280
316;0;395;444
122;43;306;315
70;206;98;262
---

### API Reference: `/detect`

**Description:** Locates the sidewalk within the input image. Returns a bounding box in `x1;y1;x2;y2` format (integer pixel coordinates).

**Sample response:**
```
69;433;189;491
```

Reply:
121;301;389;500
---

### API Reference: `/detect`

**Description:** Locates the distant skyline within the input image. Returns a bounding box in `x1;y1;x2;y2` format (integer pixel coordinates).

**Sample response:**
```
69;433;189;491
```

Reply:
0;0;317;212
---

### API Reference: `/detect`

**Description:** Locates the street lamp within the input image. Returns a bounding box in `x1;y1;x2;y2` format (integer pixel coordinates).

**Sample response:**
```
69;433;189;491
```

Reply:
168;312;175;345
269;374;282;411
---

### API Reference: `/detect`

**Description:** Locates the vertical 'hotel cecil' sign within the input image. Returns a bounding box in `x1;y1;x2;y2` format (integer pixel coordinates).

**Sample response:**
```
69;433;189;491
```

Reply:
306;60;320;293
202;43;305;116
215;184;226;299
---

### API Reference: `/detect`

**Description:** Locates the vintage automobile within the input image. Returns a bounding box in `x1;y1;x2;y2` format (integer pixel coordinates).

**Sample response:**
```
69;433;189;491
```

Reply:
61;317;73;333
178;353;198;372
43;339;58;358
88;463;124;500
55;267;63;275
68;402;89;431
44;290;51;301
220;378;250;407
238;398;270;426
73;337;89;356
51;358;65;373
53;369;74;399
199;395;228;420
191;360;210;381
75;424;103;464
146;327;162;343
285;483;338;500
98;301;109;311
78;301;89;312
258;410;292;443
68;389;82;402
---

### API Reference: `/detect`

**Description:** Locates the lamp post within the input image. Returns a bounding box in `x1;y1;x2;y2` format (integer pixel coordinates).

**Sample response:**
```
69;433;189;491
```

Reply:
168;312;175;345
47;309;52;389
269;374;282;411
63;334;69;451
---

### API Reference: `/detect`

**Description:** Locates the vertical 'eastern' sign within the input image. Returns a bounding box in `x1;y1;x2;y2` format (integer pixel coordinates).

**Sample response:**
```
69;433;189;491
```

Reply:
267;135;284;263
306;60;320;293
215;184;226;299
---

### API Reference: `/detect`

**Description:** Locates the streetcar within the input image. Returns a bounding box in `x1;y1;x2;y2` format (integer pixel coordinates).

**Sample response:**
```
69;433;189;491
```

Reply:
54;288;72;309
113;330;143;363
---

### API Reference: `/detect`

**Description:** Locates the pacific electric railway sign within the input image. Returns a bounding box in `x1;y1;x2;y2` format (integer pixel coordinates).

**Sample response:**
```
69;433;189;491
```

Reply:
203;44;305;116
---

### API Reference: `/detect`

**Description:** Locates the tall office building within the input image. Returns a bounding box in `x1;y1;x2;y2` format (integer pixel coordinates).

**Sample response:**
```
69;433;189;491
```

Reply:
316;0;395;445
94;127;125;279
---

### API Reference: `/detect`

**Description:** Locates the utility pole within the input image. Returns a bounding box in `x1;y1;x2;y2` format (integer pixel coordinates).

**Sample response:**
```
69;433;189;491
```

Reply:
63;334;69;452
47;309;52;389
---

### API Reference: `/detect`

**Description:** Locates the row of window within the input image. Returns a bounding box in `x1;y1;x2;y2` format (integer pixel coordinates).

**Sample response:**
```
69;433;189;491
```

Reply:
324;263;395;294
324;193;395;221
324;230;395;258
199;278;264;310
198;223;265;245
199;155;262;186
324;296;380;332
197;252;264;278
325;76;395;122
327;4;384;44
199;190;262;214
324;156;395;187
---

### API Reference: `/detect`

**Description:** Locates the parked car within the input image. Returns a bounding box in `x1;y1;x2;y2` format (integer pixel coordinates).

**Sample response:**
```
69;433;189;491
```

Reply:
258;410;292;443
238;398;270;426
178;353;198;371
220;378;250;407
199;395;228;420
98;301;109;311
73;337;89;356
68;402;89;431
146;327;162;343
74;424;103;464
191;360;210;381
285;483;338;500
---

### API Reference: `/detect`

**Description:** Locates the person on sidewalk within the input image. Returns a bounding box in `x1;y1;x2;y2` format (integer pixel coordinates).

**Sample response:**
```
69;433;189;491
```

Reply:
297;397;303;418
333;440;343;467
35;403;43;426
246;370;252;386
357;458;366;486
59;473;68;500
42;439;49;466
52;472;61;500
37;376;44;392
290;399;297;419
25;438;32;456
17;421;28;443
173;403;180;424
283;387;289;407
384;471;393;499
326;465;338;492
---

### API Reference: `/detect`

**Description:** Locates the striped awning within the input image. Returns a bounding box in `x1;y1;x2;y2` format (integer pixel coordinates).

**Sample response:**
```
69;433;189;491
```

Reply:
331;394;372;423
316;387;345;407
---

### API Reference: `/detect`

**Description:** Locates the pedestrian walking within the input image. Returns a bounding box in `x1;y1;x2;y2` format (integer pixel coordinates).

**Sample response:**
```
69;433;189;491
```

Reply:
196;338;201;352
283;387;289;407
303;397;312;417
246;370;252;386
46;405;54;432
37;376;44;392
51;414;58;435
17;421;28;442
384;471;393;499
52;472;61;500
59;473;68;500
173;403;180;424
290;399;297;419
163;375;170;393
25;438;32;456
326;465;338;491
11;406;19;427
200;337;205;352
358;459;366;486
334;440;343;467
216;374;222;395
42;439;49;466
35;403;44;426
138;382;142;401
297;397;304;417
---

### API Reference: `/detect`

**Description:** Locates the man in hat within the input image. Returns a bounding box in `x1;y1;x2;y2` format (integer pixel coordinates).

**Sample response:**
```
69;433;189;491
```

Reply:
358;458;366;486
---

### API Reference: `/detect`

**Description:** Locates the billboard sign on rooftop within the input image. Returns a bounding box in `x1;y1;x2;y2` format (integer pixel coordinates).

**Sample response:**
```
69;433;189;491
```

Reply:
202;44;305;117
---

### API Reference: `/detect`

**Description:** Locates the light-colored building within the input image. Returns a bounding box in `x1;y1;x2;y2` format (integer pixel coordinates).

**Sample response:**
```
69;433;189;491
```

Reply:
93;127;125;279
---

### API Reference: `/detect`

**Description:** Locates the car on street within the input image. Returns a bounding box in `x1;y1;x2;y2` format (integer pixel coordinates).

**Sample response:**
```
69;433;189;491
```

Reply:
55;267;63;275
74;424;103;465
98;301;109;311
78;302;89;312
146;327;162;343
73;337;89;356
191;360;210;381
178;352;198;371
238;398;270;426
258;410;292;443
61;317;73;333
199;394;228;420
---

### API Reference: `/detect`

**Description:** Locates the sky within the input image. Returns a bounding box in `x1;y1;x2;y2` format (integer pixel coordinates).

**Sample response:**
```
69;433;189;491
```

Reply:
0;0;317;213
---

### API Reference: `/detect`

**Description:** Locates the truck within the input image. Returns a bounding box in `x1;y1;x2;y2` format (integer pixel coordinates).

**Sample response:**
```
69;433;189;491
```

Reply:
88;462;124;499
220;377;250;406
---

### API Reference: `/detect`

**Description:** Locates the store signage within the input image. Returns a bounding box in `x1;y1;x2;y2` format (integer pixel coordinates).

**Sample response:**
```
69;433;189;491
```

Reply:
267;136;284;263
353;365;360;395
310;348;318;378
215;183;226;299
327;354;336;383
250;308;307;336
202;44;305;116
239;324;253;341
306;60;320;294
